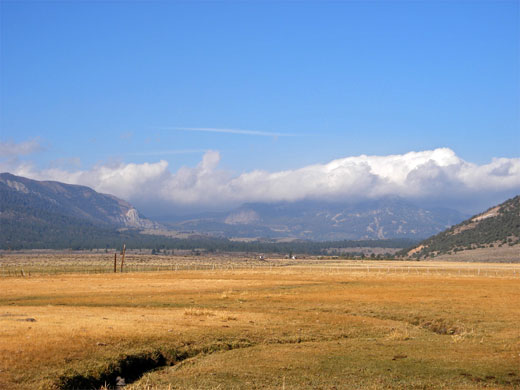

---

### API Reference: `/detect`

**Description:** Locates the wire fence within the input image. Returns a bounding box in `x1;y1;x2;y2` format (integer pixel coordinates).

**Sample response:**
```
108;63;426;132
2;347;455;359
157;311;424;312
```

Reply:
1;256;519;279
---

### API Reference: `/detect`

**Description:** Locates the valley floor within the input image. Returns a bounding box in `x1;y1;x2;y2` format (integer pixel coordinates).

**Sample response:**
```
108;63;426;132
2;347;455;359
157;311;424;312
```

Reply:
0;256;519;389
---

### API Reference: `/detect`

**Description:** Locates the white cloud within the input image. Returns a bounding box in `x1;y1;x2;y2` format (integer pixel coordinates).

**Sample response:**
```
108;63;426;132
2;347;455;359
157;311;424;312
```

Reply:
2;144;519;212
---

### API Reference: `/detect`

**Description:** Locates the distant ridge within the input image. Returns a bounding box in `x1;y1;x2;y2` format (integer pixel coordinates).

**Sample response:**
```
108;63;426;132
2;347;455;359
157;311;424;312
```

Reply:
0;172;159;229
400;195;520;260
167;198;466;241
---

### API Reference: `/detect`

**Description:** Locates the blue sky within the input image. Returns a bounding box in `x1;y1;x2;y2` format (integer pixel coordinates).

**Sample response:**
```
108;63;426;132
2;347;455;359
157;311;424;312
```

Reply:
1;1;519;213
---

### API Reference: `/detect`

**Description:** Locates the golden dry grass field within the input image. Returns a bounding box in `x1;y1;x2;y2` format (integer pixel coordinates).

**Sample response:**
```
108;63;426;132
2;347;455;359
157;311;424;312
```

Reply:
0;255;519;390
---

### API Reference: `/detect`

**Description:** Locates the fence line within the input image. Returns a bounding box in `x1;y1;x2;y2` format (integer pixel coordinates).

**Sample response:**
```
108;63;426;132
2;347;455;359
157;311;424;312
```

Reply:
0;261;519;278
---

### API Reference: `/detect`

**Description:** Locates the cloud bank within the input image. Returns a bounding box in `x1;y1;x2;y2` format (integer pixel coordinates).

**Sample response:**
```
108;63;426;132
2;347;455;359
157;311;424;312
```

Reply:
1;141;519;214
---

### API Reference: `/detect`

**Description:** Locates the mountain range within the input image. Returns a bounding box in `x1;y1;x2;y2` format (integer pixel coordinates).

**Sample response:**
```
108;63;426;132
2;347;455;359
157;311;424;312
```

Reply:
0;172;471;247
1;172;518;261
0;173;465;241
166;199;466;241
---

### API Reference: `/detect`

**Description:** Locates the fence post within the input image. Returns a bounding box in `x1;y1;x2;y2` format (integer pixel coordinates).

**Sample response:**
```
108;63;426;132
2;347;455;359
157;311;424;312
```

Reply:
120;244;126;273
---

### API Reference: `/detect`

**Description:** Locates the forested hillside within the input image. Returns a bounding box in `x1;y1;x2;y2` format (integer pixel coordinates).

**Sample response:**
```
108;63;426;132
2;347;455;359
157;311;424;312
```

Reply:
400;195;520;259
0;172;159;229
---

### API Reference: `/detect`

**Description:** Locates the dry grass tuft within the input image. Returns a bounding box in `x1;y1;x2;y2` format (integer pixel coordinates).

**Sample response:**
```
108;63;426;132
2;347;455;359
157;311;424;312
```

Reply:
451;325;474;343
386;326;412;341
220;289;234;299
183;307;216;317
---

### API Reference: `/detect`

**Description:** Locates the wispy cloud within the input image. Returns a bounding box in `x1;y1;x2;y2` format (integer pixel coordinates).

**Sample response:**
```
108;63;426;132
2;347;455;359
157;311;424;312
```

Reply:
119;131;133;141
163;127;298;137
125;149;206;157
0;138;43;157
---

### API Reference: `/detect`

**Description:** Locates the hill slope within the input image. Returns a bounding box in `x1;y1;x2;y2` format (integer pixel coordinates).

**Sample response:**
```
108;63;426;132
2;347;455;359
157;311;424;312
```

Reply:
401;195;520;260
0;172;162;249
0;172;159;229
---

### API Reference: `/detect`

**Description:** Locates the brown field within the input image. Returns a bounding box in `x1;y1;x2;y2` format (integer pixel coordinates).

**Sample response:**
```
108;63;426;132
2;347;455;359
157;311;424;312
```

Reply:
0;254;519;390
